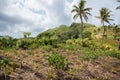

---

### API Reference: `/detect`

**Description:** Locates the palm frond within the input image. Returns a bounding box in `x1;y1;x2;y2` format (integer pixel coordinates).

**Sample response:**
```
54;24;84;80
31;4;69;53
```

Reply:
97;7;113;25
108;18;114;21
116;6;120;9
71;9;78;13
73;5;79;9
86;12;92;16
73;14;79;21
117;0;120;2
71;0;92;23
79;0;86;10
83;14;88;22
84;8;92;11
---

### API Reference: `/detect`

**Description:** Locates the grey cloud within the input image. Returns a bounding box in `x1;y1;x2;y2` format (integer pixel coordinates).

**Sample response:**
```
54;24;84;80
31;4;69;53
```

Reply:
0;0;7;10
50;0;72;25
0;21;9;31
29;8;46;15
0;0;74;38
0;12;25;24
0;12;33;33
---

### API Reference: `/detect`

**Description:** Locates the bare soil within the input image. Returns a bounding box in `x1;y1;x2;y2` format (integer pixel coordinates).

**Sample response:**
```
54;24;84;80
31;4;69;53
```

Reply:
0;49;120;80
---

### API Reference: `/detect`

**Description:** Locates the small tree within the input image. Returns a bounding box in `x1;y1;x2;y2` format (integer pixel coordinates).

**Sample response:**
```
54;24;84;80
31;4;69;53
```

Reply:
23;32;31;38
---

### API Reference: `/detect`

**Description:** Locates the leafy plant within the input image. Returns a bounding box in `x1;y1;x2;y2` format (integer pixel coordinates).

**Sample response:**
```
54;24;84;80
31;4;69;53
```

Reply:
48;53;70;70
83;31;92;39
0;57;9;80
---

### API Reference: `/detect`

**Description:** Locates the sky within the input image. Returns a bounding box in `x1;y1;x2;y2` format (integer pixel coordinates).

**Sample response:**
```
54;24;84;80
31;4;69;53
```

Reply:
0;0;120;38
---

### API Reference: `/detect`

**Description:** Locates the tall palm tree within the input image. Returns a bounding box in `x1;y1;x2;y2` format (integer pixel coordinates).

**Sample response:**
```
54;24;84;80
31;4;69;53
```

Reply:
71;0;92;41
96;8;113;41
116;0;120;50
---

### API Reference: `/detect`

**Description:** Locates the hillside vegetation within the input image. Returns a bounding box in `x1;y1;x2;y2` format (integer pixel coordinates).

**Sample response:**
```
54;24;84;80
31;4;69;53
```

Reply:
0;23;120;80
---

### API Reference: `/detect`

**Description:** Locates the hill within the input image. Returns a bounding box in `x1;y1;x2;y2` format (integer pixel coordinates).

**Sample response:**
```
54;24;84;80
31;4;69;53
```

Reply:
0;23;120;80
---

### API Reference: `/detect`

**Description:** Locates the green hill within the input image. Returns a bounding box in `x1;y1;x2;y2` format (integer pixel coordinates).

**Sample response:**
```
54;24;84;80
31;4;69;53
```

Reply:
0;23;120;80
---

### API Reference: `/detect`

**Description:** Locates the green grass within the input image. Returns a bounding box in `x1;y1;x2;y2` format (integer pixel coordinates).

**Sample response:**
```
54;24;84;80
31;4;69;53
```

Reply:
80;47;120;60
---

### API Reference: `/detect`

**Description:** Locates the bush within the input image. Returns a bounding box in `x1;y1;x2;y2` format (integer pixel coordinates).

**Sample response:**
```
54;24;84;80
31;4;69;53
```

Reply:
42;45;53;52
83;31;92;39
104;51;120;59
0;36;16;49
16;38;39;50
16;39;30;50
82;38;93;47
48;53;70;70
81;48;103;60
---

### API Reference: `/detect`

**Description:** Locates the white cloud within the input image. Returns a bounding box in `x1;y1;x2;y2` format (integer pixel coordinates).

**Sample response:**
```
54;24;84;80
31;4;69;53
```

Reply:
0;0;72;38
0;0;119;38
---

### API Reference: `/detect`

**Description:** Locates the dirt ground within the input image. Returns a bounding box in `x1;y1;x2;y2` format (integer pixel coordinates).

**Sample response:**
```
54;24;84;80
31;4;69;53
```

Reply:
0;49;120;80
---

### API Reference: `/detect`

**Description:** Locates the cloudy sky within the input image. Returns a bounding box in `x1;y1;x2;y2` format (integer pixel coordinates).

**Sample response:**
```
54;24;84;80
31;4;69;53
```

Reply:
0;0;120;38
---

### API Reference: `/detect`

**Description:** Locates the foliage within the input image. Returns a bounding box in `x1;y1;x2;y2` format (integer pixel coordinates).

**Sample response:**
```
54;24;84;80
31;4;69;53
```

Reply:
96;8;113;41
16;38;40;50
80;47;120;60
71;0;92;41
83;31;92;39
42;45;53;52
116;0;120;9
0;36;16;49
16;38;31;50
48;53;70;70
0;57;8;68
23;32;31;38
0;57;16;80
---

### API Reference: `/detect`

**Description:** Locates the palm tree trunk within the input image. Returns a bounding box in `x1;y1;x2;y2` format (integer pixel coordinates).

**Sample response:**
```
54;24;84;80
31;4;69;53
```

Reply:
118;39;120;50
80;15;84;46
102;22;105;43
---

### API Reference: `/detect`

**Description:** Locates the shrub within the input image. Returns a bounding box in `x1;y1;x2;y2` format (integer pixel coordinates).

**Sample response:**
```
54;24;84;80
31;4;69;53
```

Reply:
16;39;30;50
42;45;53;52
0;36;16;49
0;57;16;79
48;53;70;70
82;38;93;47
29;43;39;49
104;51;120;59
83;31;92;39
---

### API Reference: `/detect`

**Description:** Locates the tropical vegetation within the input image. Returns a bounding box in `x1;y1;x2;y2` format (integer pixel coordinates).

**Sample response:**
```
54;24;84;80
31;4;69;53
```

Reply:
0;0;120;80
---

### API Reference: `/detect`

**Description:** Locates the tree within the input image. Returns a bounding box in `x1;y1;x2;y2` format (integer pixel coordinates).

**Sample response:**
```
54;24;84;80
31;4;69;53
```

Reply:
23;32;31;38
71;0;92;45
96;8;113;42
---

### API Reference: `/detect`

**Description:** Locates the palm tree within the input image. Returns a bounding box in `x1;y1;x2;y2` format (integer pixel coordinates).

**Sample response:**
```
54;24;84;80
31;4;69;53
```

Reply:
71;0;92;42
96;8;113;41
